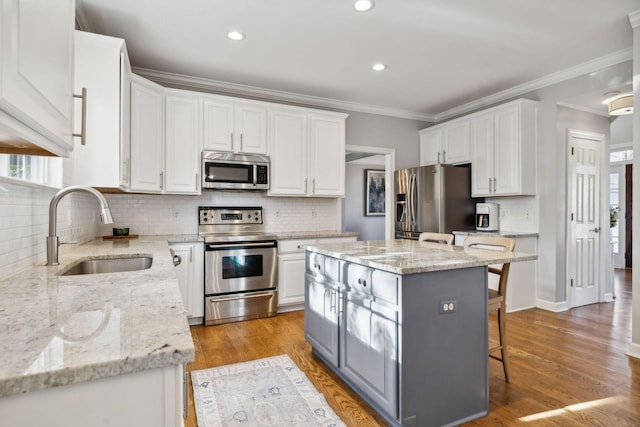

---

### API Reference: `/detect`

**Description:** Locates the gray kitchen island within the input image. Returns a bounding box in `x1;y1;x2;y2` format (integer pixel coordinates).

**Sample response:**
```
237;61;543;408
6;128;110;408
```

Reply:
304;239;536;427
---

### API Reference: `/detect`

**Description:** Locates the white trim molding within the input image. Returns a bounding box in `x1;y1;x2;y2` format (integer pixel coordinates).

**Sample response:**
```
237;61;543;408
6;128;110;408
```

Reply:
536;298;569;313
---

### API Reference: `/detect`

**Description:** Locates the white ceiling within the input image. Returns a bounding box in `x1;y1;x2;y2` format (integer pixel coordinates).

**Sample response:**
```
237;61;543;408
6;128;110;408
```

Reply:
76;0;640;121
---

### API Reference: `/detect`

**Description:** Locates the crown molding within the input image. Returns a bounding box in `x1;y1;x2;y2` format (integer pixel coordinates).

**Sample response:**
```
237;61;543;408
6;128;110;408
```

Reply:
433;48;633;122
132;67;435;122
556;101;609;118
629;10;640;28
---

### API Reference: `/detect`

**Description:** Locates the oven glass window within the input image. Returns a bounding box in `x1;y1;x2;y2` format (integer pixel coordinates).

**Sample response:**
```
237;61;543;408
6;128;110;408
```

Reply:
204;163;252;183
222;255;263;279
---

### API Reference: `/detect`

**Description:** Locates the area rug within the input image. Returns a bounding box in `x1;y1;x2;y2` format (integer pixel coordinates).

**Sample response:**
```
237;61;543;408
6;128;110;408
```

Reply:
191;354;346;427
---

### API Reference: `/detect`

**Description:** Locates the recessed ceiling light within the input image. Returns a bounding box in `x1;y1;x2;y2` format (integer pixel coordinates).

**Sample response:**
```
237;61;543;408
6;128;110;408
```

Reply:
372;63;386;71
227;31;245;41
354;0;375;12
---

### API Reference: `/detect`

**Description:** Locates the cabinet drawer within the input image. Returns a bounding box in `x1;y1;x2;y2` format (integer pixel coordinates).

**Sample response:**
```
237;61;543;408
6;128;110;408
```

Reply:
307;253;340;281
345;264;373;295
279;239;316;254
345;263;399;305
371;270;399;305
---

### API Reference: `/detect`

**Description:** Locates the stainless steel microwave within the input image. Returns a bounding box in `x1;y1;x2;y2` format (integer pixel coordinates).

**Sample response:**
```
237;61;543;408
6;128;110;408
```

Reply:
201;151;269;190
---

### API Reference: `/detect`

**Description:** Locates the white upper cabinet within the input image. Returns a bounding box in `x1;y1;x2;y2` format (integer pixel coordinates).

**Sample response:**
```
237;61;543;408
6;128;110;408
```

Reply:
419;119;470;166
66;31;131;189
308;114;346;196
164;90;202;194
269;107;347;197
470;99;538;197
130;75;164;193
0;0;75;156
203;95;267;154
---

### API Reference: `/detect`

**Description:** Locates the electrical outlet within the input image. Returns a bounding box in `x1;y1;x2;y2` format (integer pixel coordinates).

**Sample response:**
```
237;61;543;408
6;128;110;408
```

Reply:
173;209;179;219
276;211;280;217
311;210;316;217
525;209;529;220
439;300;457;314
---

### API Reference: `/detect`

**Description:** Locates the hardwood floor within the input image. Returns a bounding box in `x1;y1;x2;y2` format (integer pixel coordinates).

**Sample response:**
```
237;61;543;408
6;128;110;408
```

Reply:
185;269;640;426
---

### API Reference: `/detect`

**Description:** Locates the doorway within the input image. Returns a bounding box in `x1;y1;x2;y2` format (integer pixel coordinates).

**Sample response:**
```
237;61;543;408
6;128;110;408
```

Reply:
342;145;396;240
566;129;604;308
610;163;633;268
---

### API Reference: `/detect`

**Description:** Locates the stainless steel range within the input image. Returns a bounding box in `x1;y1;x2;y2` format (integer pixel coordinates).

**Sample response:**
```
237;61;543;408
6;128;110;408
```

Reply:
198;206;278;325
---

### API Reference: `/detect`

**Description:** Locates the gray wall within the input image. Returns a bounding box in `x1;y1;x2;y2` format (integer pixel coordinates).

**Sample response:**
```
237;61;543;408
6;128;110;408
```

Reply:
344;111;429;169
343;162;385;241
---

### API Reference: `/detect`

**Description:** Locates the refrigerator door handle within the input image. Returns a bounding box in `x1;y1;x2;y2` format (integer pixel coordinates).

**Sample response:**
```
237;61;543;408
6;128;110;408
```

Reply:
410;173;417;227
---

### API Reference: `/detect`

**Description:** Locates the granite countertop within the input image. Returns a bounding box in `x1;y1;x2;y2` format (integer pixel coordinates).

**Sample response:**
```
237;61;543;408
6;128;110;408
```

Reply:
306;239;537;275
452;230;539;238
0;236;195;398
274;231;359;240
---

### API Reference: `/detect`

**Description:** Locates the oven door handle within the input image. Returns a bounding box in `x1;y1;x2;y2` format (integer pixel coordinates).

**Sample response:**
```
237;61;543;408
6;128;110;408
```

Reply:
208;291;275;302
206;242;276;250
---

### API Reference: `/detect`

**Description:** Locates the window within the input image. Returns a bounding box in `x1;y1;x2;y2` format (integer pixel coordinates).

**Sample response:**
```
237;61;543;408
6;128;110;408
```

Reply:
0;154;62;187
610;149;633;163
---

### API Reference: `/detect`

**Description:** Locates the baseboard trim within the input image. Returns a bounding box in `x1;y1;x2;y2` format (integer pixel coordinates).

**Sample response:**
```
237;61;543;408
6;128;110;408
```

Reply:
536;298;569;312
627;342;640;360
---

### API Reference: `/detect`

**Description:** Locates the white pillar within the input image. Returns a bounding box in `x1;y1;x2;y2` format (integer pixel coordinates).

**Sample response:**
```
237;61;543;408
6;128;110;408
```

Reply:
628;10;640;359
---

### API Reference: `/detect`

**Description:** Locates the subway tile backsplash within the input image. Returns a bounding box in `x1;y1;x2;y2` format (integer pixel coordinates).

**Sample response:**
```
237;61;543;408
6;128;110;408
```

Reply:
100;191;339;236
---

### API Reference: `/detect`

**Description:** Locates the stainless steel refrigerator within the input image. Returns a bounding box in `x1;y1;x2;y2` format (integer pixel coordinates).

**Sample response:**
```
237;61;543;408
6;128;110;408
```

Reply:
394;164;479;239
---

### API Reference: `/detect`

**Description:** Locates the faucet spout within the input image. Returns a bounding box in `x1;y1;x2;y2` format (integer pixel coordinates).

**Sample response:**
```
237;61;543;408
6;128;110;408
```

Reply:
46;186;114;266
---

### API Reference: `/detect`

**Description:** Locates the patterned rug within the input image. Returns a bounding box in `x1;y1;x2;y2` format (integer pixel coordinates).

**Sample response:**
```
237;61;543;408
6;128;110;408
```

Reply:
191;354;346;427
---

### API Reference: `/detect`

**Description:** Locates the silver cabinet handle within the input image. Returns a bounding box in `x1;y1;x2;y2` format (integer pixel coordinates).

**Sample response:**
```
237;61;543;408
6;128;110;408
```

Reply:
305;178;308;193
442;150;446;163
160;171;164;189
493;177;497;192
312;179;316;194
195;173;199;191
183;368;189;419
240;133;243;152
230;132;234;145
489;178;492;192
437;152;440;164
73;87;88;145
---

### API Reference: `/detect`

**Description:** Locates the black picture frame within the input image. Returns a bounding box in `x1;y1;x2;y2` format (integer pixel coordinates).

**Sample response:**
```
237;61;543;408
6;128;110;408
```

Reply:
365;169;385;216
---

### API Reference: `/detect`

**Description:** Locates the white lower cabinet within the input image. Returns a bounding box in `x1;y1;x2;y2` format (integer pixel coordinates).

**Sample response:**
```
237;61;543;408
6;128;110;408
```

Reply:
0;364;185;427
277;236;356;311
170;242;204;325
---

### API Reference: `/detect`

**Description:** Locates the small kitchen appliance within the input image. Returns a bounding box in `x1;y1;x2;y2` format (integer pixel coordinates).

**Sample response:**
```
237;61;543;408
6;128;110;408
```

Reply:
198;206;278;325
475;202;499;231
201;151;269;191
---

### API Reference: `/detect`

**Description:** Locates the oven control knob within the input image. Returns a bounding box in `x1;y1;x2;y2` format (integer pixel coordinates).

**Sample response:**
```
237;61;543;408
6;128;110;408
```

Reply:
255;217;259;221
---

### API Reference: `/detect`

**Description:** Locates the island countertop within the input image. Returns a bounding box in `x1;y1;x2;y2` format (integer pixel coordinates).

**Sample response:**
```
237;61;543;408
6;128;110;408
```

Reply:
0;236;195;398
306;239;537;275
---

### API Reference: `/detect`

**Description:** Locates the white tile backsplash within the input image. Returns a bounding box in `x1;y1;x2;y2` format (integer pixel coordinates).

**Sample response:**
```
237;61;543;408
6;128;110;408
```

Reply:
100;191;340;236
0;179;102;277
486;196;538;232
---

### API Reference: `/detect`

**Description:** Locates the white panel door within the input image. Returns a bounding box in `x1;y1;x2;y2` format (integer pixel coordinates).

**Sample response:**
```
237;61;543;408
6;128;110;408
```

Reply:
130;76;164;193
268;109;308;196
308;114;345;197
567;130;602;308
203;98;234;152
165;92;201;194
470;113;494;196
0;0;74;152
234;103;267;154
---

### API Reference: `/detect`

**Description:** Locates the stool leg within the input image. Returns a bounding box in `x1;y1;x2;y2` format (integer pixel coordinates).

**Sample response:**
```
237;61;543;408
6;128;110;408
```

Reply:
497;303;510;382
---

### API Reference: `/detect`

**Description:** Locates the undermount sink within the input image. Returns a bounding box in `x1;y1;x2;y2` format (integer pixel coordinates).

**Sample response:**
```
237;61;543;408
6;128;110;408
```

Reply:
60;256;153;276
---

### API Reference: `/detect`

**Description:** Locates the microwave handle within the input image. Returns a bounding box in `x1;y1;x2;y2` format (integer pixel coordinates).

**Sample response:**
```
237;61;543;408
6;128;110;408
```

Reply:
253;164;257;186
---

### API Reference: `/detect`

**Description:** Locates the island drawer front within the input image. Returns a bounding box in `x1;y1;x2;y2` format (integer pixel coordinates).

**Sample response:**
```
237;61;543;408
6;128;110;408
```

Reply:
345;264;398;305
307;252;340;281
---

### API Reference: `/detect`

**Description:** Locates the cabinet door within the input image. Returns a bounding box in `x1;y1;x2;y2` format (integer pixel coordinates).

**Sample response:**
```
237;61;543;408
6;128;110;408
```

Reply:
341;299;398;418
470;113;494;197
419;128;442;166
165;92;201;194
308;114;345;196
130;76;164;193
170;243;204;320
304;276;339;366
203;98;234;152
0;0;74;154
493;106;520;195
68;32;126;188
278;253;306;306
442;120;470;164
268;109;308;196
235;102;267;154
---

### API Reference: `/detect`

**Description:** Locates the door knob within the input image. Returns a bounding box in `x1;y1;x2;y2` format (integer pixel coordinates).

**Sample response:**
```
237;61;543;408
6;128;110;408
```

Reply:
589;227;600;233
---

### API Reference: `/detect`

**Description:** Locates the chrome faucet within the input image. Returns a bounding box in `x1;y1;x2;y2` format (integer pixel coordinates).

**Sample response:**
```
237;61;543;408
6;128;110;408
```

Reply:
46;186;114;266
